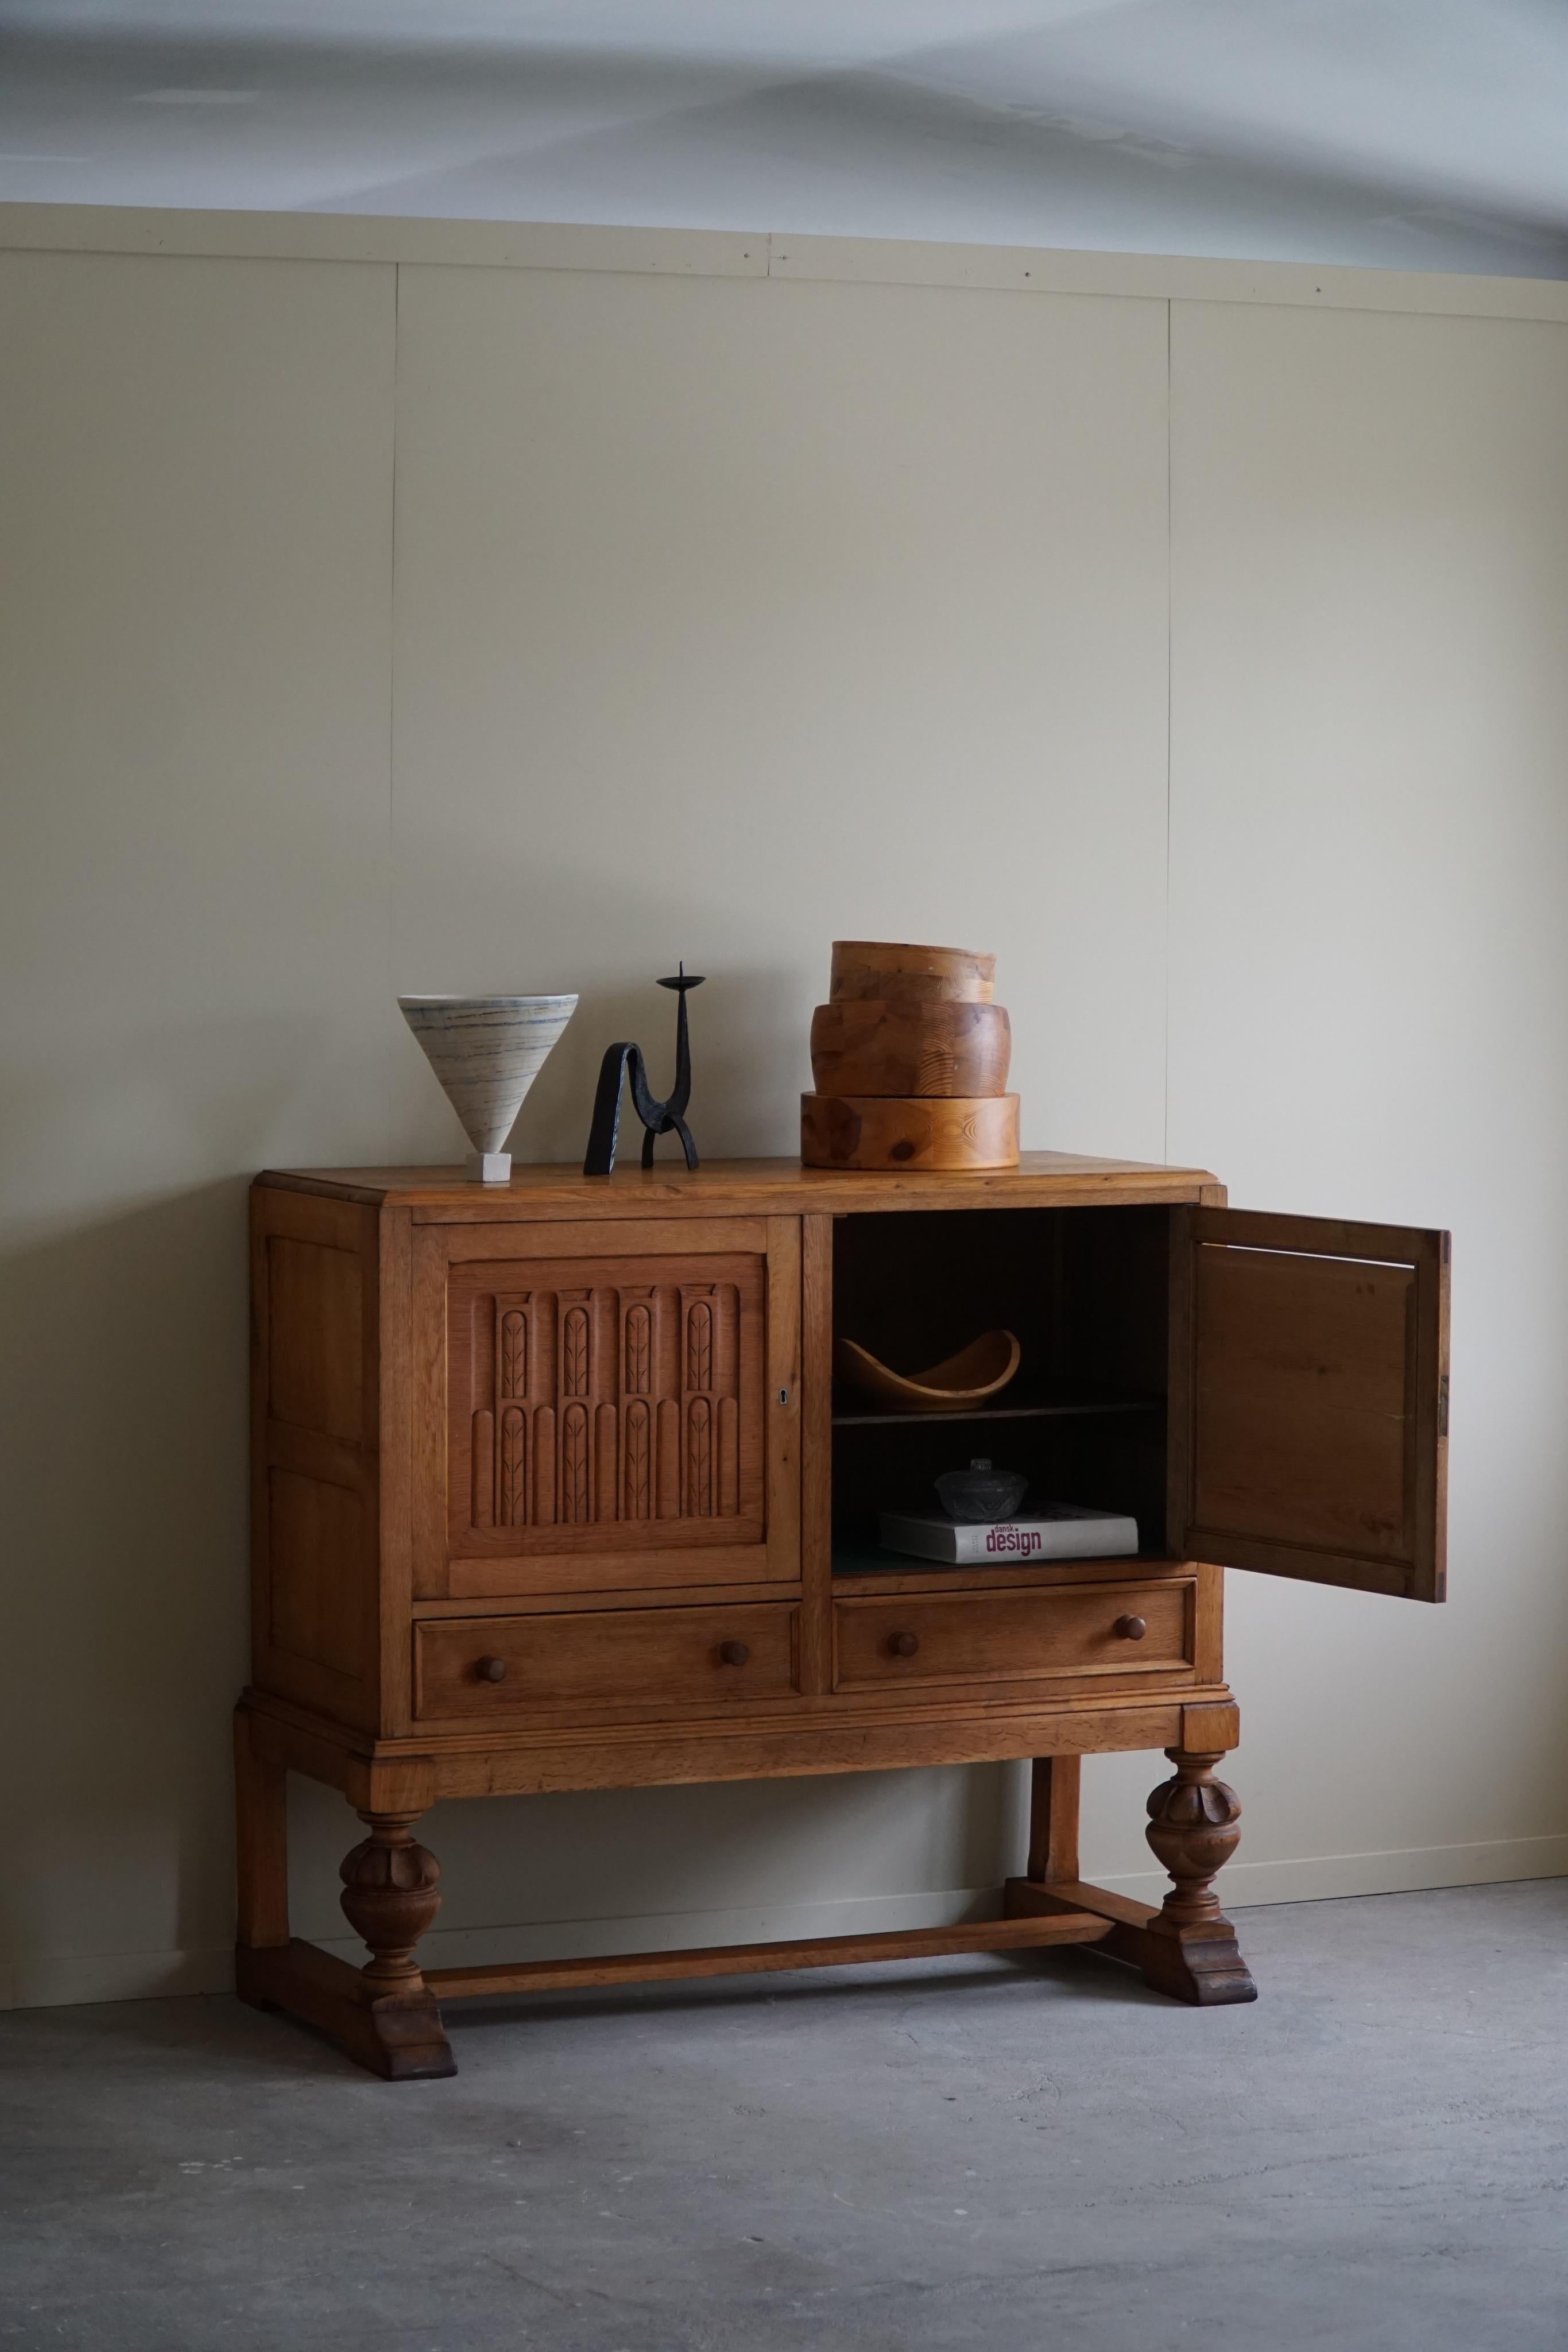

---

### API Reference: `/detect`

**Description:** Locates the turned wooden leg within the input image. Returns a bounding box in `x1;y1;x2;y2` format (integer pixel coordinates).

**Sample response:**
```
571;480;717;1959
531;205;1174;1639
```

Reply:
1137;1749;1256;2005
330;1811;456;2077
1002;1743;1256;2006
339;1812;443;1989
234;1774;457;2082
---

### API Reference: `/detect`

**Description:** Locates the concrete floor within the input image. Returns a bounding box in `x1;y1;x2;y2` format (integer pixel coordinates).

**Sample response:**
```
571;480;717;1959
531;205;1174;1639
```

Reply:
3;1881;1567;2352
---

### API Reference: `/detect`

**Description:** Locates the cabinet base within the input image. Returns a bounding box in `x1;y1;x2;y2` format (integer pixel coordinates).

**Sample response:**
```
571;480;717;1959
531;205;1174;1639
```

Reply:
236;1940;457;2080
234;1885;1258;2080
236;1909;1118;2079
1004;1877;1258;2006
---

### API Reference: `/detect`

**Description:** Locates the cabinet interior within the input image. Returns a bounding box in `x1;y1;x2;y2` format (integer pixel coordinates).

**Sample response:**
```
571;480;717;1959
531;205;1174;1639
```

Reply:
830;1205;1172;1576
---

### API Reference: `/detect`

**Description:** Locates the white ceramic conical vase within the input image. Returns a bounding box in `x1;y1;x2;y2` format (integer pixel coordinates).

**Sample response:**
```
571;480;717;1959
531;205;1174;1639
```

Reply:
398;994;578;1181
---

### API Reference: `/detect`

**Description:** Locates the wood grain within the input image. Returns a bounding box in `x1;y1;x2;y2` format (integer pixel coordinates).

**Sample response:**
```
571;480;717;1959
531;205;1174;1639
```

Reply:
1025;1754;1081;1885
831;1555;1192;1599
427;1910;1109;1999
242;1146;1436;2079
764;1216;804;1590
235;1936;456;2082
257;1152;1221;1217
409;1225;449;1606
833;1326;1020;1412
242;1683;1207;1801
810;999;1011;1098
250;1184;382;1732
413;1576;803;1619
833;1582;1193;1693
444;1541;785;1599
799;1214;835;1697
413;1603;800;1720
266;1235;363;1443
1177;1206;1449;1601
828;939;996;1003
801;1093;1020;1171
233;1707;289;1949
442;1245;766;1577
441;1216;771;1260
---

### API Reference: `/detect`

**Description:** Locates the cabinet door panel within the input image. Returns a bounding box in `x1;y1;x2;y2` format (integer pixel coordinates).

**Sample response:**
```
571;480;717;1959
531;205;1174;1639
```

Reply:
1173;1208;1448;1601
413;1217;800;1597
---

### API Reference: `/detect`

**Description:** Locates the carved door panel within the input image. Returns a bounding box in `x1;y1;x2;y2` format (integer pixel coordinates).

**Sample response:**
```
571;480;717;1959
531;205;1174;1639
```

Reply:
1170;1208;1449;1601
413;1216;800;1599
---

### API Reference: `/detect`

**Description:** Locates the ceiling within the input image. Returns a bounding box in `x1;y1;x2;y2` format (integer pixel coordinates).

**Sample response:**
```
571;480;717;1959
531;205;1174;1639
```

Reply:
3;0;1567;276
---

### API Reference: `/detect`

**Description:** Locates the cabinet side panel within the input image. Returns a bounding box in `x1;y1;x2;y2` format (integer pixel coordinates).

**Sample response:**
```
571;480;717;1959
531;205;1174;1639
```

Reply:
268;1469;370;1678
268;1237;363;1442
250;1183;381;1730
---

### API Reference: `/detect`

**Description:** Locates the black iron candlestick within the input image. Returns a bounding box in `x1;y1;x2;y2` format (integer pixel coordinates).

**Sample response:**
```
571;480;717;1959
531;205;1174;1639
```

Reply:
582;965;704;1176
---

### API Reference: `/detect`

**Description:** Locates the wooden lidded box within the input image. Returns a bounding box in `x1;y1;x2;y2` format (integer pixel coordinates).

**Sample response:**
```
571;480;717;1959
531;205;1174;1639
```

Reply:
239;1152;1448;2078
803;939;1021;1170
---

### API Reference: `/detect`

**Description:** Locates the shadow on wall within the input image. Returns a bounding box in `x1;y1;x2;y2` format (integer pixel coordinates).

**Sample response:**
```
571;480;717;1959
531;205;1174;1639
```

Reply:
502;966;808;1167
0;916;1011;2001
0;1180;254;1986
392;842;819;1166
288;1759;1028;1959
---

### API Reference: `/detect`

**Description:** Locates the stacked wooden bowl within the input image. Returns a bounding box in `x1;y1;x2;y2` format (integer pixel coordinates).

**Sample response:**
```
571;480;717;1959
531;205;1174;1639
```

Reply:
800;941;1020;1171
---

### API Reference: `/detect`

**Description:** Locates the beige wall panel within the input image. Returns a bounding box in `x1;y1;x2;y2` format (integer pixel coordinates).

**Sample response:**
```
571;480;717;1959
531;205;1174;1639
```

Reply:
1129;299;1568;1897
11;229;1566;2003
388;266;1171;1166
0;250;395;1999
369;262;1171;1952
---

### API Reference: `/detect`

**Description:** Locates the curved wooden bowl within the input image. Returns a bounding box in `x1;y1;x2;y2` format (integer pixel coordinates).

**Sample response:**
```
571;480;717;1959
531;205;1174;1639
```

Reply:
801;1092;1020;1171
810;1000;1011;1098
834;1329;1022;1413
829;940;995;1004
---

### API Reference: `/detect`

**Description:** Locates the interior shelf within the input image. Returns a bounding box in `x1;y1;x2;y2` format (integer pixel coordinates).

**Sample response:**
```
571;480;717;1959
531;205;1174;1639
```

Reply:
830;1538;1165;1583
831;1383;1163;1430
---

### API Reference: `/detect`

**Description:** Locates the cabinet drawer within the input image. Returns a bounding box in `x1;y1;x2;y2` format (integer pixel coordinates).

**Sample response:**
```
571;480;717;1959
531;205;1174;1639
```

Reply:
415;1603;797;1719
833;1581;1191;1693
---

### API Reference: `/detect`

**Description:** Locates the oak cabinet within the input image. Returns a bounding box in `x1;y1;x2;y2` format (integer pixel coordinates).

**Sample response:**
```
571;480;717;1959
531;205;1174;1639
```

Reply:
238;1155;1447;2078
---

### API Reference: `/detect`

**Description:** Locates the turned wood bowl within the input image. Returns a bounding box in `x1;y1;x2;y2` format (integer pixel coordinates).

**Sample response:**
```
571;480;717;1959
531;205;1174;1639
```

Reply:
810;999;1011;1098
833;1329;1022;1413
829;939;996;1004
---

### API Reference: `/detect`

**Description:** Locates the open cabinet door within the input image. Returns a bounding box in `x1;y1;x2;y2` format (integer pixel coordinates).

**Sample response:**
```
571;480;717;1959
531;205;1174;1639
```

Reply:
1171;1209;1449;1601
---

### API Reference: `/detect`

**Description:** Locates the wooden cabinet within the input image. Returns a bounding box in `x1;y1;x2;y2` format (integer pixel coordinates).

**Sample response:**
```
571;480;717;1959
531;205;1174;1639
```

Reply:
237;1154;1448;2079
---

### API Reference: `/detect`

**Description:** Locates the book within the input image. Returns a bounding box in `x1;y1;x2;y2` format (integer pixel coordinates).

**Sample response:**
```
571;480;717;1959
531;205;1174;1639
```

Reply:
877;1502;1140;1566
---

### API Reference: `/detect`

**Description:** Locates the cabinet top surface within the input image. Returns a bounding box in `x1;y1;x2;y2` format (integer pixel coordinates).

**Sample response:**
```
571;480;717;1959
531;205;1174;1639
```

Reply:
255;1151;1221;1218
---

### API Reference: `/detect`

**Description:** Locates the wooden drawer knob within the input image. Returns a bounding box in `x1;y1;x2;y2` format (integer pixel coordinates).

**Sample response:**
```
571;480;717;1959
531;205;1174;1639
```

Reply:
1114;1615;1148;1642
888;1631;920;1658
718;1640;751;1668
474;1655;508;1682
